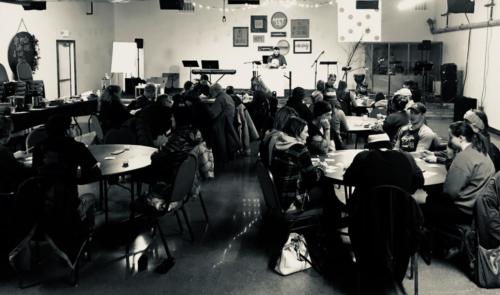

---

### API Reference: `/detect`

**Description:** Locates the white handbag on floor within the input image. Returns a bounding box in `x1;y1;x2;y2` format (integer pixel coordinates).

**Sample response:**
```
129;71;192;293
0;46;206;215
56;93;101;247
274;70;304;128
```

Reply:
274;232;312;275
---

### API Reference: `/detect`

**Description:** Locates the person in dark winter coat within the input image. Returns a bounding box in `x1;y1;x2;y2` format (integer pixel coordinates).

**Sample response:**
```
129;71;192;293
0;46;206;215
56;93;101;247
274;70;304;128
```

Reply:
286;87;313;123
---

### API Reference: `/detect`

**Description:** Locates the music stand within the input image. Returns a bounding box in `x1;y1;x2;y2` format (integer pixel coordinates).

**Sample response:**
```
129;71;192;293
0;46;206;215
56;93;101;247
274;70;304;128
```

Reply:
319;61;337;79
182;60;199;82
201;60;219;82
201;60;219;69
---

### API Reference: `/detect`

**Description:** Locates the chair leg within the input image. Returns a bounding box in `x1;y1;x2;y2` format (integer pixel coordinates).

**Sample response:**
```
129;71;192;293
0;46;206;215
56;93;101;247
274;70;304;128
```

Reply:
198;192;209;223
155;221;173;259
414;253;419;295
181;208;195;242
408;254;414;280
174;211;184;234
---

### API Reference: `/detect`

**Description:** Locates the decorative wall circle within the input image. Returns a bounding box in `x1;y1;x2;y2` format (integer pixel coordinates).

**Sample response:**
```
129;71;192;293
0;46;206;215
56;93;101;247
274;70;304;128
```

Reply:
8;32;40;79
276;39;290;55
271;12;287;30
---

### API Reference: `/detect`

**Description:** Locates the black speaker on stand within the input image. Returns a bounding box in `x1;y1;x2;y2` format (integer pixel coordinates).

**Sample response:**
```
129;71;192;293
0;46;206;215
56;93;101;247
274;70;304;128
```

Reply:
134;38;143;79
441;63;457;102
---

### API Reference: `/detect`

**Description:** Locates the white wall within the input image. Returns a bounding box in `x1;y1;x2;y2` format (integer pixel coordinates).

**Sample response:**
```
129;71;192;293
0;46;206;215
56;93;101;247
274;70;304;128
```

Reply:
433;0;500;129
113;0;433;90
0;2;114;99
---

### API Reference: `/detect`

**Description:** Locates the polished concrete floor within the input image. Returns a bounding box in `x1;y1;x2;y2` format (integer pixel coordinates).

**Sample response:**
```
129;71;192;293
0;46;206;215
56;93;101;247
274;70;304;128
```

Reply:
1;117;499;294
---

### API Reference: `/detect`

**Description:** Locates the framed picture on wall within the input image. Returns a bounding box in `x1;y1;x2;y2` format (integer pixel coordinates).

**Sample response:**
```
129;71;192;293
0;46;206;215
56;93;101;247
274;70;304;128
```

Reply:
233;27;249;47
251;15;268;33
253;35;265;43
293;39;312;54
291;19;309;38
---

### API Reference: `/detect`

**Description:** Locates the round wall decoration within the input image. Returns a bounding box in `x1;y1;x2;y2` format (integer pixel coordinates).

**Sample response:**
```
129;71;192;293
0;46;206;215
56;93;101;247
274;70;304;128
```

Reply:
271;12;287;30
8;31;40;79
276;39;290;55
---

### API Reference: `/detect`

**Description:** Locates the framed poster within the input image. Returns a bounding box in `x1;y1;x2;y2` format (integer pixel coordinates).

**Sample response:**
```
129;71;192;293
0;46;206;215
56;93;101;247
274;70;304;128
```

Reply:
253;35;265;43
293;39;312;54
233;27;249;47
291;19;310;38
271;12;287;30
251;15;267;33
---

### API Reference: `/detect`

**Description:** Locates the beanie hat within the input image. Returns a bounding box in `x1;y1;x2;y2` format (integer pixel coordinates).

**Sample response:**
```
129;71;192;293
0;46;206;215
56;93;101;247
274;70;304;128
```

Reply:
313;101;332;118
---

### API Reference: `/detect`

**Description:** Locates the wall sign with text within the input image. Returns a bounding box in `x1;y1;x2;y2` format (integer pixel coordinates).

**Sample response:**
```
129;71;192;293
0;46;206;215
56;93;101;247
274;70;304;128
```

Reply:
293;39;312;54
258;46;274;51
271;12;287;30
271;32;286;37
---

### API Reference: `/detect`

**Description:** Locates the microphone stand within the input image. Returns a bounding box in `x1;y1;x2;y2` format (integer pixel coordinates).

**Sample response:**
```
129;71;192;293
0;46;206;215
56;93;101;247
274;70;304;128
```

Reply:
311;51;324;89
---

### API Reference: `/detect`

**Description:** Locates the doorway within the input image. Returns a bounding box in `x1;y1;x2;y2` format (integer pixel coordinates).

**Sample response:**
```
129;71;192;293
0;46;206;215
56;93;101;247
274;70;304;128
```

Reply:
56;40;77;98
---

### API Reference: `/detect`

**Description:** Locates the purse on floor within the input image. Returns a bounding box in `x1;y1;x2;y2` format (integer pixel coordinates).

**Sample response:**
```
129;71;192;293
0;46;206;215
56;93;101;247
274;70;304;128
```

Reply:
274;232;312;276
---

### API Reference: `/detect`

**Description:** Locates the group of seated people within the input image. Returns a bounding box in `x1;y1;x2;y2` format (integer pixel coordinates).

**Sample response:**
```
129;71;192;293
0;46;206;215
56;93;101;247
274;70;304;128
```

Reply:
256;78;500;292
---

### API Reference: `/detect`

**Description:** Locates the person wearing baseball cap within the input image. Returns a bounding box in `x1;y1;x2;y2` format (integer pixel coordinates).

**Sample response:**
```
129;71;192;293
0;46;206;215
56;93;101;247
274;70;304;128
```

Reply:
394;88;415;110
268;46;287;69
394;102;438;152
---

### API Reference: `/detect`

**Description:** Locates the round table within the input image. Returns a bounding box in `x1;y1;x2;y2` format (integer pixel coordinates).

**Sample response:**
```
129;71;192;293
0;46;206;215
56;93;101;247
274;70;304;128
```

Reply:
345;116;379;148
88;144;157;223
316;149;447;187
88;144;157;177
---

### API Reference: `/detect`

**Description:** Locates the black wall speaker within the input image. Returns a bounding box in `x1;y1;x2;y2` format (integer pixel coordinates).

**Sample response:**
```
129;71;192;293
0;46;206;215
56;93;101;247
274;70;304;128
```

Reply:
441;63;458;102
159;0;184;10
228;0;259;4
356;0;379;9
454;96;477;121
22;1;46;10
448;0;475;14
134;38;143;49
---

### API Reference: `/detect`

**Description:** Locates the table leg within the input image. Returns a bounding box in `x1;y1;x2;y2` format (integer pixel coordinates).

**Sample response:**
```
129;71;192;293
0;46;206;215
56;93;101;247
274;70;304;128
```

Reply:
130;178;135;219
354;135;359;149
104;179;109;224
98;180;104;210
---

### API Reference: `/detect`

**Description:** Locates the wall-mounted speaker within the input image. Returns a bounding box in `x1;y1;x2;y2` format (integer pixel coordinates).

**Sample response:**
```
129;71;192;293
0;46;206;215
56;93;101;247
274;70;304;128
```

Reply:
356;0;379;9
447;0;475;14
159;0;184;10
22;1;46;10
134;38;143;49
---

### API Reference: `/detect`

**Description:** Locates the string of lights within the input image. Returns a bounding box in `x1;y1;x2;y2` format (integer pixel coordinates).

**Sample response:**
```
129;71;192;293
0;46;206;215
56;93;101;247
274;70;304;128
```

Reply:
189;0;335;11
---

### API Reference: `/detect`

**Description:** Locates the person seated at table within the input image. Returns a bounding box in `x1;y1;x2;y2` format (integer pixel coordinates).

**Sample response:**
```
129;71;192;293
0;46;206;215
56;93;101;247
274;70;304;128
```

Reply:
423;121;494;227
382;94;409;144
307;89;323;114
307;101;342;155
403;80;421;102
268;46;287;69
193;74;211;97
331;103;349;143
369;92;388;118
98;85;132;134
344;132;424;293
394;103;438;153
173;81;194;106
0;115;32;193
32;114;101;263
286;87;313;123
150;103;204;188
464;109;500;171
325;74;336;93
394;87;414;111
247;90;273;137
259;106;299;167
422;109;500;171
139;94;173;147
127;83;155;113
270;117;339;215
336;80;356;116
